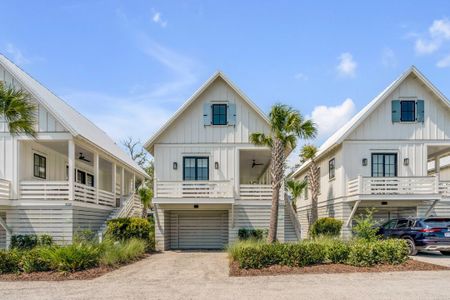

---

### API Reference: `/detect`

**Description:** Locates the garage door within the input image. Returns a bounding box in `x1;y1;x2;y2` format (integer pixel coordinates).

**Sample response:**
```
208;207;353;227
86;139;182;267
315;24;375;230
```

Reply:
355;207;417;225
170;210;228;250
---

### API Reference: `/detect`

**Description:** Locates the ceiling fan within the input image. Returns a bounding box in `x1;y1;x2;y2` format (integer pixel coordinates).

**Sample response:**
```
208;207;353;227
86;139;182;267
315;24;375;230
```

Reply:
252;159;263;168
78;152;91;163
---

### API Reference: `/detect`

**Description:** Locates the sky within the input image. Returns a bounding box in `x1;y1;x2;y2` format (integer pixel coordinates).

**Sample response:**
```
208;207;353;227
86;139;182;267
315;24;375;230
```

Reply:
1;0;450;163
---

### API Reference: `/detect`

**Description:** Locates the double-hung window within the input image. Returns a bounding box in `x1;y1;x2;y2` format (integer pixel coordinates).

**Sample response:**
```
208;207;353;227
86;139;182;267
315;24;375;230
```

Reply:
211;104;227;125
371;153;397;177
33;154;46;179
183;157;209;181
328;158;335;180
400;101;416;122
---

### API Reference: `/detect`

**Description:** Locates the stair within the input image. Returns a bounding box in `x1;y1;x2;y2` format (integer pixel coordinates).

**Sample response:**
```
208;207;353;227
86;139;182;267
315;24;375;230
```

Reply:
284;198;302;242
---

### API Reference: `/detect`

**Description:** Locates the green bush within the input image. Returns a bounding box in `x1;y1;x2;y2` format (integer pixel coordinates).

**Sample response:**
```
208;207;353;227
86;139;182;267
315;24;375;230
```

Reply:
19;247;51;273
40;243;101;272
0;250;21;274
347;239;409;267
314;237;350;263
106;217;154;251
100;239;147;267
74;229;98;244
352;208;380;241
39;235;53;247
11;234;38;250
238;228;268;241
310;218;343;238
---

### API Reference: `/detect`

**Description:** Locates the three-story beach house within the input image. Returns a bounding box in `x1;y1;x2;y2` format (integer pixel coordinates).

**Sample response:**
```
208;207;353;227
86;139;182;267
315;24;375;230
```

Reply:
0;55;147;248
291;66;450;238
145;72;299;250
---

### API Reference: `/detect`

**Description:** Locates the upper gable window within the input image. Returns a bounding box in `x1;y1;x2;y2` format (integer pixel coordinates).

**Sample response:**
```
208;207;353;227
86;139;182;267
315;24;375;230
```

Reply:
400;101;415;122
212;104;227;125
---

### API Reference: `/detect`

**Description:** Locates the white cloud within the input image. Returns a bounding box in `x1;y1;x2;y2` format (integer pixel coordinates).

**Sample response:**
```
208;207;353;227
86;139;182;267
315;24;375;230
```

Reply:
294;72;308;80
336;52;357;77
437;54;450;68
381;48;397;67
152;12;167;28
414;19;450;55
5;43;30;65
310;98;356;141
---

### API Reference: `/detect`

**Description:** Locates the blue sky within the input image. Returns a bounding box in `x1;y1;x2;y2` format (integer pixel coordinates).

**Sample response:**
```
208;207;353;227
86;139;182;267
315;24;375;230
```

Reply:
1;1;450;158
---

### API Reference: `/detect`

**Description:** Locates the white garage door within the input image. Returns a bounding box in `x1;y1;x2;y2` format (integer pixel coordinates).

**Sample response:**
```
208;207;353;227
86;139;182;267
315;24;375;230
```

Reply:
170;210;228;249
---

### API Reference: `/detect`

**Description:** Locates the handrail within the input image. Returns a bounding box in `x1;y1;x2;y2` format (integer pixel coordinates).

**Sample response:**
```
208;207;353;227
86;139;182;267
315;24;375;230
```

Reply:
347;176;438;196
286;196;302;240
156;180;233;198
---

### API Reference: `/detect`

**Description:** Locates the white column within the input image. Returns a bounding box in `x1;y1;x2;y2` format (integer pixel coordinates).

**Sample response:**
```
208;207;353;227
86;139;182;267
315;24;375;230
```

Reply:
132;174;136;193
435;155;441;180
94;152;99;204
112;163;117;195
121;167;125;196
68;140;75;201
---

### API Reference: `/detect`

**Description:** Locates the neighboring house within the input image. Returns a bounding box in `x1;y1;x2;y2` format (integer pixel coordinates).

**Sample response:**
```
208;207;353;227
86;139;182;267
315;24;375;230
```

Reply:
145;72;299;250
0;55;147;248
291;66;450;238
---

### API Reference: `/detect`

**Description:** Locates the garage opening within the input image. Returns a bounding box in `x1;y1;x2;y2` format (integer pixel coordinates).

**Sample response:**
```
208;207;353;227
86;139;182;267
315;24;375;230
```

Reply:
355;207;417;225
169;210;228;250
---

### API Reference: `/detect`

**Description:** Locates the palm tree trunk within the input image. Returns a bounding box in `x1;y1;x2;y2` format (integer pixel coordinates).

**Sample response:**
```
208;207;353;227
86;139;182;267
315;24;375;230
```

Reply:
142;206;148;219
309;161;319;226
267;138;284;243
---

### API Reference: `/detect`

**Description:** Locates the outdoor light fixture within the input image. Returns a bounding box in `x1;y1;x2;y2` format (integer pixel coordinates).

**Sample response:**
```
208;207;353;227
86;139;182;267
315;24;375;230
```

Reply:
215;162;219;169
362;158;368;166
404;158;409;166
173;162;178;170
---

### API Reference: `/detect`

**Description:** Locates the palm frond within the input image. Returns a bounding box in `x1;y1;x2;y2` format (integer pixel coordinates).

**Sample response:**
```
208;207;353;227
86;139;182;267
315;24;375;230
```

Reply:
287;179;307;199
300;144;318;161
249;132;272;147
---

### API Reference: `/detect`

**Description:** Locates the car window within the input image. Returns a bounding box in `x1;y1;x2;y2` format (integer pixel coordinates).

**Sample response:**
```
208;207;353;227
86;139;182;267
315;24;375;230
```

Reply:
395;219;409;229
423;218;450;228
382;220;397;229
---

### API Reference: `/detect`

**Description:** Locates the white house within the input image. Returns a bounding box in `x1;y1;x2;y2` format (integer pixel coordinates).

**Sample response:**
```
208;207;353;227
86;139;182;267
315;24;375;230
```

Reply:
145;72;299;250
291;66;450;238
0;54;147;248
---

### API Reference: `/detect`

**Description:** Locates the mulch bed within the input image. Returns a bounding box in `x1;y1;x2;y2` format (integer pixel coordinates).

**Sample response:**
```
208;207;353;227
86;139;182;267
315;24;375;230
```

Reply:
0;253;151;281
229;259;449;277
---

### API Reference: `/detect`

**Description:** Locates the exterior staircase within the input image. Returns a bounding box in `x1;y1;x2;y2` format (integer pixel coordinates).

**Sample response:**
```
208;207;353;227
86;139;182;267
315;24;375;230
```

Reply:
284;198;302;242
97;193;142;240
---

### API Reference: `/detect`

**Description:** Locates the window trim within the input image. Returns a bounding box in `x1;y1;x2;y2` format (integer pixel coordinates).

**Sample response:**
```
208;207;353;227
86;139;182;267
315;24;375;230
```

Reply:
211;104;228;125
328;158;335;180
33;153;47;179
400;100;416;122
371;153;398;177
183;156;209;181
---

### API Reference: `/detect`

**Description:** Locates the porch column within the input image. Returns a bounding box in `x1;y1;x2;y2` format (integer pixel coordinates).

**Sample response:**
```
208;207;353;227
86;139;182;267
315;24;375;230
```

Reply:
94;152;99;204
112;163;117;195
121;167;125;196
68;140;75;201
133;174;136;193
435;155;441;180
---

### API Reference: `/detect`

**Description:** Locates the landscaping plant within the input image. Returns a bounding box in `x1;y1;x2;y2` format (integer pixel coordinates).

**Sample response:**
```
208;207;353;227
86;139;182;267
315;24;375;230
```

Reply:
238;228;268;241
299;144;319;225
352;208;380;241
100;239;147;267
40;243;101;272
310;217;343;238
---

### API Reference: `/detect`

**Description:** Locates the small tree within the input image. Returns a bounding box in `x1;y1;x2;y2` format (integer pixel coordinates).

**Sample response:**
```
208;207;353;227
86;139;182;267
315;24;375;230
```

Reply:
352;208;380;241
300;145;319;226
139;186;153;218
286;179;307;212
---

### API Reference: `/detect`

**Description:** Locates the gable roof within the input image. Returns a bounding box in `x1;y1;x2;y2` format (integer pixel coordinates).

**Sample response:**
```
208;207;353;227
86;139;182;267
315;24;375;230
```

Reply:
144;71;271;153
0;54;148;178
291;66;450;178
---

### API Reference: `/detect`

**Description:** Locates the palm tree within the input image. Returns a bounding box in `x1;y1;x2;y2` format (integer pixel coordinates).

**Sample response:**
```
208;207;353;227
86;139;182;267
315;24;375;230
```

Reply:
250;104;316;243
139;186;153;218
0;82;37;137
300;145;319;225
286;179;307;212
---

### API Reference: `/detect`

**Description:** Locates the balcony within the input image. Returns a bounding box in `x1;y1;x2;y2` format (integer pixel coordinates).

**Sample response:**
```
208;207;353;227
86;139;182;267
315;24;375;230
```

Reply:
239;184;272;201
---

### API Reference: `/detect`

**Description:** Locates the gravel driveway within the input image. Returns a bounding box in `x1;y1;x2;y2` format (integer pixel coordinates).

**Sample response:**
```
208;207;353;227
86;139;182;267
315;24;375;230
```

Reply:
1;251;450;300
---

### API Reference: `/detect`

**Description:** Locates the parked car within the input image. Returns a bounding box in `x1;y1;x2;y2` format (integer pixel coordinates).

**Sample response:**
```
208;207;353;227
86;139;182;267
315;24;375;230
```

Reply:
377;217;450;256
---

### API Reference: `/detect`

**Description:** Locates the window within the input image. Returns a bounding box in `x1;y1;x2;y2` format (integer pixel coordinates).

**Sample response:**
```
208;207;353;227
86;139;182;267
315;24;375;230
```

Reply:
304;176;308;199
77;170;86;185
183;157;209;180
33;154;46;179
382;219;397;229
395;219;409;229
211;104;227;125
371;153;397;177
400;100;415;122
86;174;94;187
328;158;335;180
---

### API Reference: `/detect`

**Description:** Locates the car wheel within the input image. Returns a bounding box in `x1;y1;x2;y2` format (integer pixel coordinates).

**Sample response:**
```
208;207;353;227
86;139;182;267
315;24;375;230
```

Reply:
440;251;450;256
404;238;418;256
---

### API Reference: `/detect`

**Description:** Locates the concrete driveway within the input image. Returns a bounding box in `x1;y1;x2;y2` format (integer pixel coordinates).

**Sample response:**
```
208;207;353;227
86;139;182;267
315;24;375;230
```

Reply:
1;251;450;300
412;251;450;267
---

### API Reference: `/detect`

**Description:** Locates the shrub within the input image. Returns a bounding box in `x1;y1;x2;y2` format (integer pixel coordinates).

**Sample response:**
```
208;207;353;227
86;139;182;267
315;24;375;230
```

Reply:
314;237;350;263
11;234;38;250
106;218;152;241
39;235;53;247
100;239;147;267
20;248;51;273
238;228;268;241
0;250;21;274
310;218;343;238
74;229;98;244
346;239;409;267
352;208;380;241
40;243;101;272
373;239;409;265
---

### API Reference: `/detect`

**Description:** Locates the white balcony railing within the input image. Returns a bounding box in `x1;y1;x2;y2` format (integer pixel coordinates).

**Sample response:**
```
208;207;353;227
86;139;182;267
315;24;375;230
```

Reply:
156;181;233;198
439;181;450;197
239;184;272;200
0;179;10;200
347;176;438;196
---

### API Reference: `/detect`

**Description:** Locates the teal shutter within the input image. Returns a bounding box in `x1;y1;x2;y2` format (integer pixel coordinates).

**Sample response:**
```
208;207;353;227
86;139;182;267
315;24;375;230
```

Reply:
203;103;211;125
227;103;236;125
392;100;401;123
416;100;425;122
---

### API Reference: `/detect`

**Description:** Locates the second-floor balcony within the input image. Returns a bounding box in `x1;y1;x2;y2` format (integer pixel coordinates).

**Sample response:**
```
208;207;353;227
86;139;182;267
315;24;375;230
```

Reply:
347;175;450;200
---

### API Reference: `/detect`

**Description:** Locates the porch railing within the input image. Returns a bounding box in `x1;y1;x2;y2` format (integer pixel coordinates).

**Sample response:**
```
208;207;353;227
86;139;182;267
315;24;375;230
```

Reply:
347;176;438;196
155;181;233;198
20;181;70;201
0;179;10;200
239;184;272;200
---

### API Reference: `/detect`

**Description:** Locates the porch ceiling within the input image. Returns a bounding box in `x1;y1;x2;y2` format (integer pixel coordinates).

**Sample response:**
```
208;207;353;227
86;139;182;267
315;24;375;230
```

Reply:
239;149;271;183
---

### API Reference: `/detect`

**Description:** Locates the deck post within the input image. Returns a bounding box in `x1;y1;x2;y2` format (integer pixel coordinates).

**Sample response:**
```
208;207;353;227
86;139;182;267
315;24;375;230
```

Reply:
68;140;75;201
345;200;361;227
121;167;125;196
94;152;99;204
112;163;117;196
